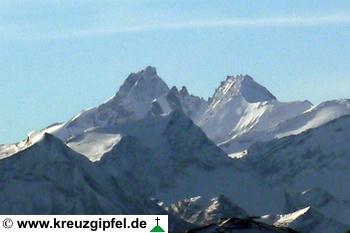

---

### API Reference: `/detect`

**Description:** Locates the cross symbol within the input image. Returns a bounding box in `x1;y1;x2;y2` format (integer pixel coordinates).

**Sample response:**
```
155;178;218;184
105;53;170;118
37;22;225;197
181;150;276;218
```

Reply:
155;217;160;226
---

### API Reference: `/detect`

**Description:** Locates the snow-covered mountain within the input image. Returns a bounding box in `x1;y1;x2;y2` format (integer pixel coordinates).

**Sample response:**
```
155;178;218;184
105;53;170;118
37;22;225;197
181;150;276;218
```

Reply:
3;67;349;159
261;206;350;233
271;99;350;138
209;75;277;103
221;99;350;156
51;66;170;141
247;115;350;196
0;133;193;232
0;133;154;214
1;66;350;233
155;86;208;122
94;109;230;198
95;110;285;215
196;75;312;154
0;66;210;160
245;115;350;227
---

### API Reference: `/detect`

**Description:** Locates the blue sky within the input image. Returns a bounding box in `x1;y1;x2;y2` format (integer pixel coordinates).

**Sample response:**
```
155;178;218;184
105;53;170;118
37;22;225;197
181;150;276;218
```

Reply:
1;0;350;143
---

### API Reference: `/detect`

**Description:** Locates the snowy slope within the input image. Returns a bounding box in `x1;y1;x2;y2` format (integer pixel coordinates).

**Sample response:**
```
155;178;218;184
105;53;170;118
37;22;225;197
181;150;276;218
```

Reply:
272;99;350;138
195;77;350;156
223;99;350;155
67;130;123;162
218;100;312;154
196;75;312;153
0;144;19;160
0;123;63;160
261;206;350;233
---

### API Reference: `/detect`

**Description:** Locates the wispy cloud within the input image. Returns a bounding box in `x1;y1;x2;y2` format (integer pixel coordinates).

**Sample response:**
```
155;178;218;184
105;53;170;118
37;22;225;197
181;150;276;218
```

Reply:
3;14;350;40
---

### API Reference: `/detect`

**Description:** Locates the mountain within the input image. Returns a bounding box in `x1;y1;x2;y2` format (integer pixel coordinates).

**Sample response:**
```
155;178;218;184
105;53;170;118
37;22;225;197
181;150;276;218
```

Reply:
0;144;20;160
0;66;210;160
3;67;350;160
1;68;288;217
166;195;247;226
196;75;312;154
0;133;193;232
95;109;231;198
7;67;349;159
285;187;350;226
0;66;168;159
246;115;350;196
222;99;350;156
52;66;170;141
95;110;285;215
210;75;277;104
270;99;350;138
261;206;350;233
2;66;350;232
185;218;299;233
155;86;208;122
245;115;350;226
0;133;149;214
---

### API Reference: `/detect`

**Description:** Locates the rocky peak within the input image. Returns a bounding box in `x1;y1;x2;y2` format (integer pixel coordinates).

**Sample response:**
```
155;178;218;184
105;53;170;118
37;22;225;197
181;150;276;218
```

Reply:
212;74;276;103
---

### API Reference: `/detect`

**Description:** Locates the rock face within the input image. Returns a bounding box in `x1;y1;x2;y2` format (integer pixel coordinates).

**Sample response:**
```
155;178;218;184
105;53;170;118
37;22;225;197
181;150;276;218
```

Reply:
166;195;248;226
210;75;277;104
246;115;350;199
245;115;350;229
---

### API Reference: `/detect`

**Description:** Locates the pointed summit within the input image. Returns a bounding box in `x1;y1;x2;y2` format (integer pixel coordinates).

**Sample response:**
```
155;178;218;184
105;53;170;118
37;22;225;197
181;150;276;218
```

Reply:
117;66;169;99
166;87;183;112
53;66;171;138
179;86;189;96
143;65;157;76
213;74;276;103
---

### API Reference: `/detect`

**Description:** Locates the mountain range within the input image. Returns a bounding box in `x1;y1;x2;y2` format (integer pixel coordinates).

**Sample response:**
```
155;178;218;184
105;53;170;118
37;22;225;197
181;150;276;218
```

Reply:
1;66;350;233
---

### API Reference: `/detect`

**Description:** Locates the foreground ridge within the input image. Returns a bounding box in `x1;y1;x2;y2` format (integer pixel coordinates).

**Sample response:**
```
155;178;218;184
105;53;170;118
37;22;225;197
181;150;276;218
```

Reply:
185;218;300;233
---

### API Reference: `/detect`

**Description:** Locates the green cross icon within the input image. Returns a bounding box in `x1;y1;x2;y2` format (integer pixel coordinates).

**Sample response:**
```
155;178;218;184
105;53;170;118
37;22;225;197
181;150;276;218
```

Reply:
150;217;165;232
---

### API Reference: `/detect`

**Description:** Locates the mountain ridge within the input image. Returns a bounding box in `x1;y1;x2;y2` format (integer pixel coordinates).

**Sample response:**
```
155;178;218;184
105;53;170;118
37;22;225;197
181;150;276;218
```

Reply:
1;66;350;233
